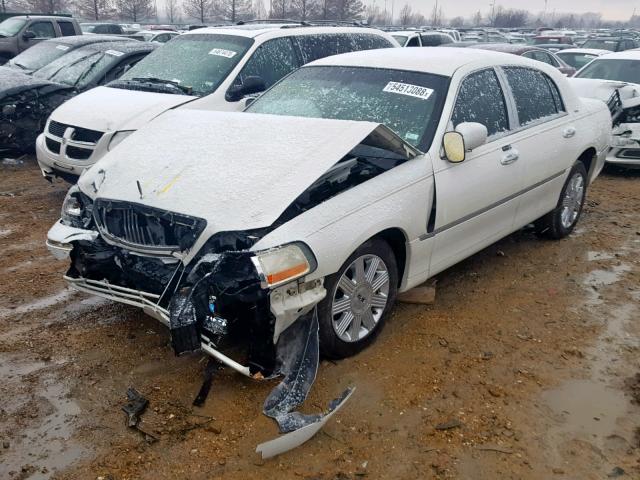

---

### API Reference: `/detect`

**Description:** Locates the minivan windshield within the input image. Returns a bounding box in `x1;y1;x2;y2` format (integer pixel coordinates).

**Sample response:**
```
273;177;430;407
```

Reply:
247;65;449;151
576;59;640;84
113;34;253;96
8;41;71;72
0;18;27;37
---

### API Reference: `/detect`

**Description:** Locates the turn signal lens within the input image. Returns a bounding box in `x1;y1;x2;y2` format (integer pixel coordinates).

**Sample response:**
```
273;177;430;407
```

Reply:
253;243;315;288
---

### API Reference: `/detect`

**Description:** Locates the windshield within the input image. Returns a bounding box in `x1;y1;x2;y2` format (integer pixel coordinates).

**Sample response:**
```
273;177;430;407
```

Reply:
114;34;253;97
582;39;619;51
33;47;118;88
576;59;640;84
557;52;598;70
0;18;27;37
8;41;71;71
392;35;408;46
247;65;449;150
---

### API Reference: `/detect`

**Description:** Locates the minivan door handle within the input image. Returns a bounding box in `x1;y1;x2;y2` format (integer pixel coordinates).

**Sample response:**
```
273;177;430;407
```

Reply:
563;127;576;138
501;149;519;165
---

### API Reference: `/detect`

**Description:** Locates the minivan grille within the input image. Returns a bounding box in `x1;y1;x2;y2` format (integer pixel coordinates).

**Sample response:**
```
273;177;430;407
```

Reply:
45;137;61;154
93;199;206;252
617;148;640;159
48;121;103;144
48;120;67;137
66;146;92;160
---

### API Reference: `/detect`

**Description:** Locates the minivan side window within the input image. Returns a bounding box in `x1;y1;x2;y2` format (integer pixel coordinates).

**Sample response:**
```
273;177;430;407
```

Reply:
233;37;300;92
406;36;420;47
348;33;394;50
296;34;338;63
58;21;76;36
451;68;509;137
29;21;56;39
504;67;564;126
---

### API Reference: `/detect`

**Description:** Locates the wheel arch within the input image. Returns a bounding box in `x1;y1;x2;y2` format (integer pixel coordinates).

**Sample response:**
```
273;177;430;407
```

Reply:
576;147;596;180
369;227;408;289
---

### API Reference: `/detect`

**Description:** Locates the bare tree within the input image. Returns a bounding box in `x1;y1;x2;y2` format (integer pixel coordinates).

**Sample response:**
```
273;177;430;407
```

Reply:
183;0;214;23
165;0;180;22
115;0;154;21
13;0;69;13
472;10;482;26
363;3;390;25
334;0;363;20
214;0;253;22
269;0;288;18
429;2;443;26
398;3;412;25
493;7;528;28
290;0;317;21
449;15;464;27
252;0;266;18
76;0;113;20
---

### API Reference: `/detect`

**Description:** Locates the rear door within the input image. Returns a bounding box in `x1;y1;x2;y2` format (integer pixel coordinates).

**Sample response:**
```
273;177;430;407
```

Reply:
429;67;524;275
499;66;576;225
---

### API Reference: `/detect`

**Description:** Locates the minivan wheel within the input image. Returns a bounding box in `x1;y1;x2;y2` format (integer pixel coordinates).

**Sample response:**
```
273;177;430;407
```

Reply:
317;239;398;359
535;162;587;239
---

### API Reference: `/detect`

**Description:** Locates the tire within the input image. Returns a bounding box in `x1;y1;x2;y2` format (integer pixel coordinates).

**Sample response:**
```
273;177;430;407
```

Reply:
535;162;588;240
317;238;398;359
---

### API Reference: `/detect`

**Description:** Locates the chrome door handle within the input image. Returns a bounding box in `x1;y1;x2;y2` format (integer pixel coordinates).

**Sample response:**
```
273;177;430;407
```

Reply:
501;151;519;165
563;127;576;138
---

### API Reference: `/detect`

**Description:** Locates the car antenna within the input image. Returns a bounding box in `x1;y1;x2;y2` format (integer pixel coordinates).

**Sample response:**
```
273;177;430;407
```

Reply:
136;180;144;199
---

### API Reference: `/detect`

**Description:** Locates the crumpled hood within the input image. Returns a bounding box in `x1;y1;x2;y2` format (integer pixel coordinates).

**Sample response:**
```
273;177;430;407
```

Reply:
79;110;416;233
569;77;640;107
50;85;197;131
0;66;58;100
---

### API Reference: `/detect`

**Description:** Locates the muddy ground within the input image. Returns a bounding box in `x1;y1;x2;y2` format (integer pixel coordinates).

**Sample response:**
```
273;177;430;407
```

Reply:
0;156;639;480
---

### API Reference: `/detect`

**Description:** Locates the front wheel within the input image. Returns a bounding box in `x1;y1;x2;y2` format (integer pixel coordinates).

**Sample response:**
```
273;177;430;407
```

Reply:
317;239;398;359
535;162;587;239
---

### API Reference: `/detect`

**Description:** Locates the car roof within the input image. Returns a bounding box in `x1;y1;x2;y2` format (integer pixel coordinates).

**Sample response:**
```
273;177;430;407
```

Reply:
556;48;609;55
584;37;623;41
309;47;540;76
468;43;539;54
76;40;157;54
52;34;124;46
595;50;640;60
8;15;75;20
181;25;389;39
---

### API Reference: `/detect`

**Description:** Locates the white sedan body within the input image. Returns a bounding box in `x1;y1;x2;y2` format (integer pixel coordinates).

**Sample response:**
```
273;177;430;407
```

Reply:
47;48;611;374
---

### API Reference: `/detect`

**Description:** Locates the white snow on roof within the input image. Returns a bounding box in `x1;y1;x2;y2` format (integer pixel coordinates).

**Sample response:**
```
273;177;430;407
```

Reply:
309;47;540;77
595;50;640;60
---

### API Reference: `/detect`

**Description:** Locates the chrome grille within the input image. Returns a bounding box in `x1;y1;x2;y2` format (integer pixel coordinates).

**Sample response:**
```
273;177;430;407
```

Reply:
93;199;206;253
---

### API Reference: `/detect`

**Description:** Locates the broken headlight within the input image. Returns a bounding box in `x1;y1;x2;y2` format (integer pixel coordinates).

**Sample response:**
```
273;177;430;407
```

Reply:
61;185;93;229
252;243;317;289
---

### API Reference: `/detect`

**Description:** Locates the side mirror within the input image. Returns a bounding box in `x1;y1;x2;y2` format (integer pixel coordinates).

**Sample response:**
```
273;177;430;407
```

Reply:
22;30;36;40
226;76;266;102
443;122;488;163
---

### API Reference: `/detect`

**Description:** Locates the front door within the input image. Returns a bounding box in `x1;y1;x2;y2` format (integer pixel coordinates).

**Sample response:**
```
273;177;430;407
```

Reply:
429;67;524;275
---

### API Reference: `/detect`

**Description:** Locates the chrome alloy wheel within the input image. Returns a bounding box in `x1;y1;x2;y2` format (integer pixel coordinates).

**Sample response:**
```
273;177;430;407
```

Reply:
560;172;585;229
331;254;390;343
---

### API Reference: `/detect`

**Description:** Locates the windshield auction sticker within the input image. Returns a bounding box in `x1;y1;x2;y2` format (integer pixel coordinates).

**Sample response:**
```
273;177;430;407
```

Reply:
208;48;237;58
105;49;124;57
383;82;434;100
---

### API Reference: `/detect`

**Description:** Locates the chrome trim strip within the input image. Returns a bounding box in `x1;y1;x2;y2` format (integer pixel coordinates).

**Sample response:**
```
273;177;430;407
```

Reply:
419;169;566;241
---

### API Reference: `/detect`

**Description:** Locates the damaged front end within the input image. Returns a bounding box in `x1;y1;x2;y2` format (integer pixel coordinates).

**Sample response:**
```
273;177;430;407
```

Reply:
49;186;350;456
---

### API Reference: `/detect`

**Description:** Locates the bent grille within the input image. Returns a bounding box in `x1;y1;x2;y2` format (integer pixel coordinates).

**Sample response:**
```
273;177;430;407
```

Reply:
93;199;206;253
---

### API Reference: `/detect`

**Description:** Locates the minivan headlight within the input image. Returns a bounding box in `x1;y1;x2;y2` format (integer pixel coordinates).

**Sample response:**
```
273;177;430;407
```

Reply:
252;243;317;288
108;130;134;151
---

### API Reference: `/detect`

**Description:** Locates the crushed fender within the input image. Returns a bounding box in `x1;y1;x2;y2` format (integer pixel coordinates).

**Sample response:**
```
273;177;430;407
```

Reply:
257;387;355;459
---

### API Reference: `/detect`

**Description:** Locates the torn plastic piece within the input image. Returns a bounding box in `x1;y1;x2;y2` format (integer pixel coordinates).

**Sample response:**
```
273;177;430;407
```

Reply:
263;309;320;433
256;387;355;459
122;387;148;427
168;287;201;355
193;357;218;407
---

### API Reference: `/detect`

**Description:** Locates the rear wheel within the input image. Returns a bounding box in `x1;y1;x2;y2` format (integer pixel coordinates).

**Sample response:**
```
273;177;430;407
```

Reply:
535;162;587;239
318;239;398;359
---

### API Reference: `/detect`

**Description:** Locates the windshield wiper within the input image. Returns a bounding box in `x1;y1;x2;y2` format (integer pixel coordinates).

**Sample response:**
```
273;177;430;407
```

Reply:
11;61;28;70
130;77;193;95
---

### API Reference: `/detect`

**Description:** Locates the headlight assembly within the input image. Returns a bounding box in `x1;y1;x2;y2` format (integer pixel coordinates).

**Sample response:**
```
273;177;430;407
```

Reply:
61;185;93;228
252;243;317;288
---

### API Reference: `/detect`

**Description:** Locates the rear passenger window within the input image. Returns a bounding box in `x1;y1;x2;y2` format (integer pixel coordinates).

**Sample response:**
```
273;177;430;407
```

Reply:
235;37;299;90
504;67;564;126
58;21;76;36
348;33;394;51
406;36;420;47
452;68;509;137
297;34;338;63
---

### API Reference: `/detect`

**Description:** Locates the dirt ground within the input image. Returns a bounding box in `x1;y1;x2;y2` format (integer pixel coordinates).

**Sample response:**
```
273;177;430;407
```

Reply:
0;156;639;480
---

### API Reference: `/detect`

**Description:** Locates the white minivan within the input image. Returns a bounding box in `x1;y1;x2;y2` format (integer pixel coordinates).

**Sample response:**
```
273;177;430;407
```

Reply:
36;24;398;181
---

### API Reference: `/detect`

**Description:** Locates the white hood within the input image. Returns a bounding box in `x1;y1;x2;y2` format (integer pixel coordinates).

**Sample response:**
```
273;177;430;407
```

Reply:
79;110;416;234
569;77;640;107
50;86;197;132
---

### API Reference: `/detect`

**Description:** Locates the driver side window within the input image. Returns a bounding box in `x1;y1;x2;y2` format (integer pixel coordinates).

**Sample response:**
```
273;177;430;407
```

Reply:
29;21;56;39
233;37;300;91
451;68;509;137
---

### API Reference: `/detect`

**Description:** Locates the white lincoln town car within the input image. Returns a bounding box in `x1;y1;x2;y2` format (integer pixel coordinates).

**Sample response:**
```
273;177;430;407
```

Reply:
47;48;610;380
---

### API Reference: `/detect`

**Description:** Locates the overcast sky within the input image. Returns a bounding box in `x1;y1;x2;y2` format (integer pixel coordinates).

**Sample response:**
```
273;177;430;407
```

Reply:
371;0;637;21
